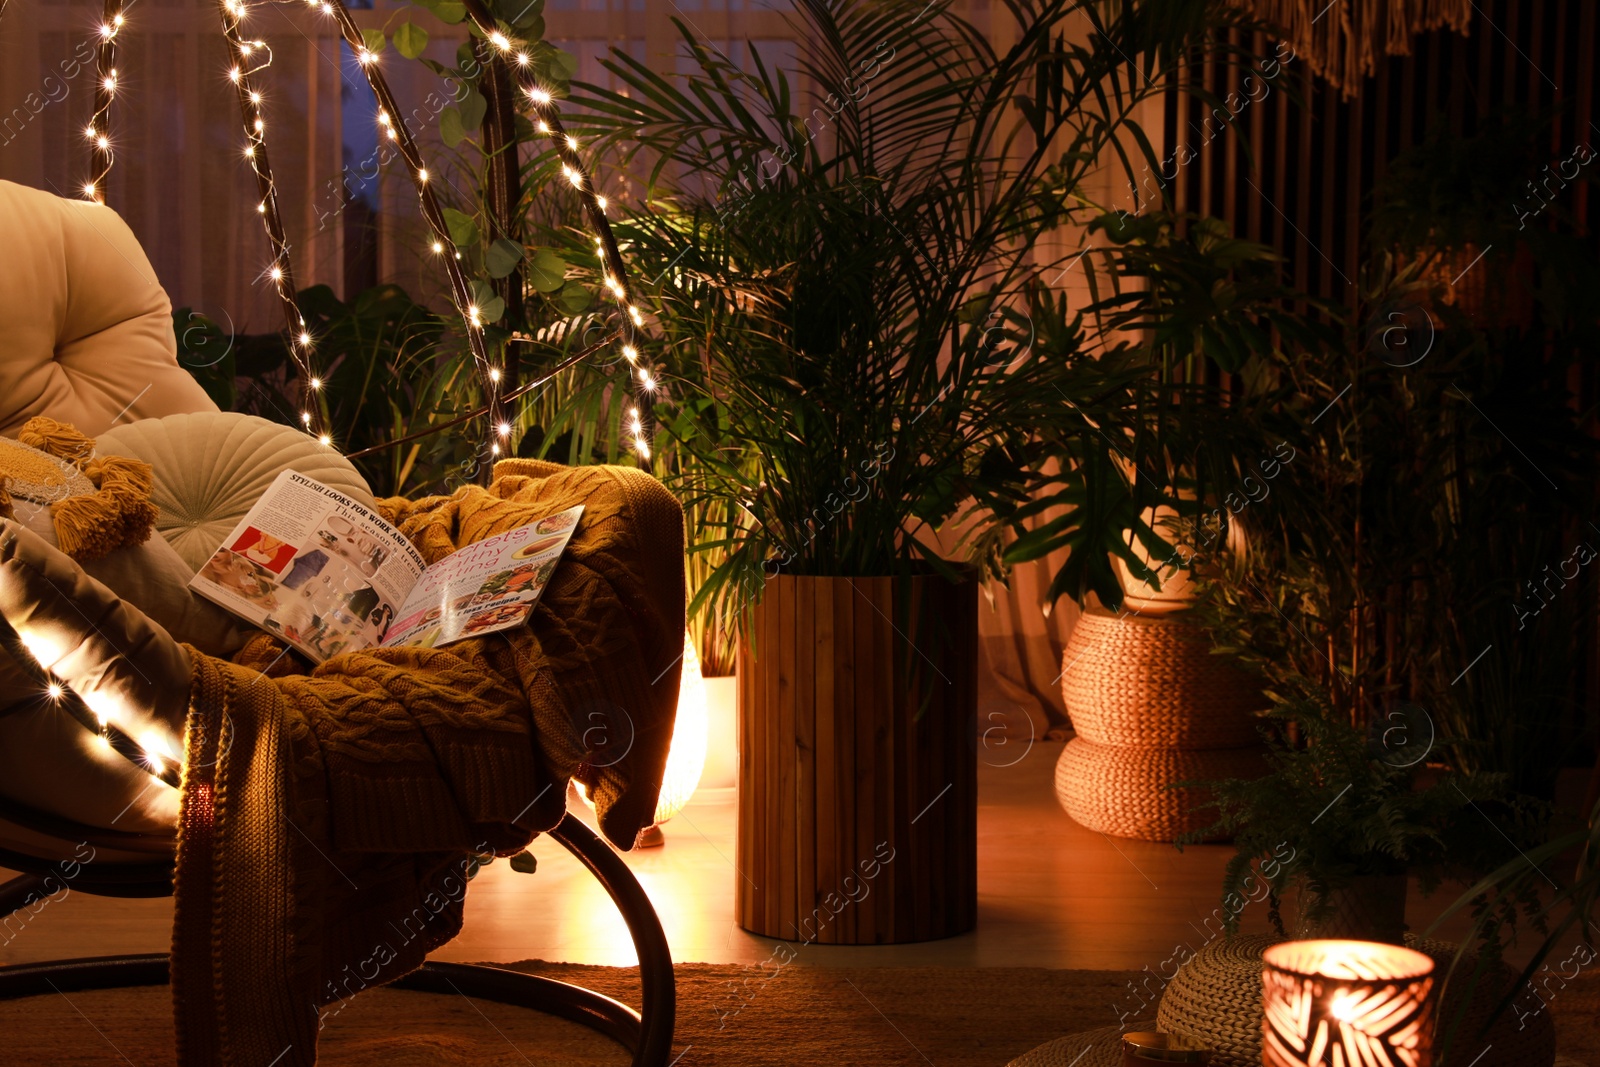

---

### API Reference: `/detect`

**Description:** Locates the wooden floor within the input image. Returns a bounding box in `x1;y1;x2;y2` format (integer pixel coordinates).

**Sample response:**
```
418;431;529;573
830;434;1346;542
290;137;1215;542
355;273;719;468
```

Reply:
3;725;1533;972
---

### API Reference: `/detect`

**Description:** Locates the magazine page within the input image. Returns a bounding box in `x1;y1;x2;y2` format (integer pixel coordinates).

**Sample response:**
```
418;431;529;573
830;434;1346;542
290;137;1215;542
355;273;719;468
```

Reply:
190;470;427;663
381;505;583;650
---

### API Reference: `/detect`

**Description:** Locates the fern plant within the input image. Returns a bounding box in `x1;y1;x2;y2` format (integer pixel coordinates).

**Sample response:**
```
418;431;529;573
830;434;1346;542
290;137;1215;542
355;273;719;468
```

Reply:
1179;688;1531;937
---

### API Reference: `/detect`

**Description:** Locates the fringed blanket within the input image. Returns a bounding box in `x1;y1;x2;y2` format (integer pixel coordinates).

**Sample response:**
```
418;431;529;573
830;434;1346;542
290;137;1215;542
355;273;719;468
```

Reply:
172;459;685;1067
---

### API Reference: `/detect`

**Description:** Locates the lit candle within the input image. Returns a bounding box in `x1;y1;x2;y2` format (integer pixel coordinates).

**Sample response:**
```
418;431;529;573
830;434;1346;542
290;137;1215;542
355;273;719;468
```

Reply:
1262;940;1437;1067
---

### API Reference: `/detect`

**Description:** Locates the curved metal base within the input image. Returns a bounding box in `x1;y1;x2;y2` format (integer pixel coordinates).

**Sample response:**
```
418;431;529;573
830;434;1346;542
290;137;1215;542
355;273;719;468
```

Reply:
0;813;675;1067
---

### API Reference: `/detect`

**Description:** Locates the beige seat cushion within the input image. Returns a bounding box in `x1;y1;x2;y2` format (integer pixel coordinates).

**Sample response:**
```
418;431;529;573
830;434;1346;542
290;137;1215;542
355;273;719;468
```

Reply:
98;412;376;572
0;520;187;853
0;180;217;437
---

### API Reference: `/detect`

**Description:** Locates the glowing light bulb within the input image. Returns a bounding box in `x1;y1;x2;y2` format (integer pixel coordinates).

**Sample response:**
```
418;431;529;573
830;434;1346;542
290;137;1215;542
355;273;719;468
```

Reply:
527;87;550;104
138;730;177;767
418;168;428;182
100;23;115;37
257;201;266;213
310;376;322;389
515;52;529;66
489;31;510;50
489;367;502;383
566;168;582;188
245;146;255;158
239;42;252;55
83;182;96;197
565;134;577;150
386;128;397;141
229;66;241;83
378;110;390;126
84;691;122;726
103;76;116;91
254;118;264;131
250;91;261;103
85;124;97;139
634;438;651;460
491;443;501;455
93;734;113;754
431;240;444;253
622;344;638;361
497;422;510;437
629;305;643;326
270;266;283;281
639;371;656;390
596;195;607;210
358;49;375;65
299;331;312;346
320;1;331;11
301;411;313;424
467;305;481;324
96;136;108;149
113;13;123;25
46;683;63;701
318;434;332;446
536;120;549;133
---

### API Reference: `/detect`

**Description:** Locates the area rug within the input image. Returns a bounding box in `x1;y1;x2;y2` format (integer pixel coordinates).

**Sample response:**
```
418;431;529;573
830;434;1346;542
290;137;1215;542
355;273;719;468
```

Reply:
0;963;1593;1066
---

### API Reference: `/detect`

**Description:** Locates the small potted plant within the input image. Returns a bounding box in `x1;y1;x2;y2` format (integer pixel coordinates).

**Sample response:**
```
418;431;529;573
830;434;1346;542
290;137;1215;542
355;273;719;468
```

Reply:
1179;688;1523;943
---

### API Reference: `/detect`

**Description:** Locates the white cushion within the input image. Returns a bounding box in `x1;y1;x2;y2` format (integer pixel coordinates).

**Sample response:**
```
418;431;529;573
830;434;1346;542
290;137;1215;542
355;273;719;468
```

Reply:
98;412;376;573
0;180;217;437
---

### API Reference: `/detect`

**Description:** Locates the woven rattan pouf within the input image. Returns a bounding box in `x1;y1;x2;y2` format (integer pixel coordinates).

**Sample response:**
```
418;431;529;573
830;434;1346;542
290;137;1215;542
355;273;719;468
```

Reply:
1157;934;1557;1067
1006;1019;1156;1067
1056;607;1263;840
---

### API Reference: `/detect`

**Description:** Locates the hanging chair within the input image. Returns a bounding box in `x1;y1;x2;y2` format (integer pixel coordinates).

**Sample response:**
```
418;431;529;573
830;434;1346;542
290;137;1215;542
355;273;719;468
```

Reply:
0;0;679;1052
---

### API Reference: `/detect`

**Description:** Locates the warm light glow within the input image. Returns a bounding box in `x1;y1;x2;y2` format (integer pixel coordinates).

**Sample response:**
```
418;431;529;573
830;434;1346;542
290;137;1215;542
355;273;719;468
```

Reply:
138;729;178;767
46;683;63;701
536;120;550;133
229;66;241;82
269;266;283;281
515;52;529;66
653;634;708;826
489;367;502;383
249;91;261;103
418;168;428;182
85;124;97;139
1261;940;1437;1067
16;628;64;669
318;434;331;446
527;87;551;104
639;371;656;391
596;195;608;210
489;31;510;51
83;183;96;197
257;201;267;213
565;134;577;150
497;422;511;437
358;49;376;65
491;443;501;455
310;376;322;389
83;691;123;727
622;344;638;361
431;240;444;254
564;166;581;187
96;136;108;149
629;305;643;326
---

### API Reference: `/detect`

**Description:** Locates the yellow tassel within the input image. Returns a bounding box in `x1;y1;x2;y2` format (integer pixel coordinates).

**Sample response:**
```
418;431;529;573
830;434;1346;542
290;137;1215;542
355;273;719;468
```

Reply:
17;417;96;467
14;417;158;562
0;478;12;521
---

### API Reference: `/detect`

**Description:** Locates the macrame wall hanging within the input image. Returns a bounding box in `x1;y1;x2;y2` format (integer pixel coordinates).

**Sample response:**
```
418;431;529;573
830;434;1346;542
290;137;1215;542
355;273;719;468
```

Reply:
3;0;657;473
1241;0;1473;98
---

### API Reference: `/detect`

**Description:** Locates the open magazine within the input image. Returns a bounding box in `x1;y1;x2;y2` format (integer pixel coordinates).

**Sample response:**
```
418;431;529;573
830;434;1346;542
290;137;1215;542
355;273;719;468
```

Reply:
191;470;582;664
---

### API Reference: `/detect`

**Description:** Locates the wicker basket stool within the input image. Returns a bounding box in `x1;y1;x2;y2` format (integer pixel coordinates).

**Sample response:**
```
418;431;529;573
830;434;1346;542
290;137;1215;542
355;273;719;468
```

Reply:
1156;934;1556;1067
1006;1019;1157;1067
1055;738;1264;841
1056;607;1264;841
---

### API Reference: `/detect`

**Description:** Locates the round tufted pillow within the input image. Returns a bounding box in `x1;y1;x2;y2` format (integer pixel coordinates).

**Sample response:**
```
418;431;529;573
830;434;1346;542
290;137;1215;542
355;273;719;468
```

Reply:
98;412;376;573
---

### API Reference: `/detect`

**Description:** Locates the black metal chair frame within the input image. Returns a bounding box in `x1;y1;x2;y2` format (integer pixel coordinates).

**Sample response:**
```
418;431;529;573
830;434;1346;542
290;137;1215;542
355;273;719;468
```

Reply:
0;810;676;1066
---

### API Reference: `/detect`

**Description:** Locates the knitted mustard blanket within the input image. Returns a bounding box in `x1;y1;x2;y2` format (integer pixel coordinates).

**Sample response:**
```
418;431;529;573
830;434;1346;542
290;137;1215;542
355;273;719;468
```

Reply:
172;459;685;1067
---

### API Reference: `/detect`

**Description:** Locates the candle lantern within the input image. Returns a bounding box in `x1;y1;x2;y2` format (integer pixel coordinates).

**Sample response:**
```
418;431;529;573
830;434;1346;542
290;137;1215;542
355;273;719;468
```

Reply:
1262;939;1437;1067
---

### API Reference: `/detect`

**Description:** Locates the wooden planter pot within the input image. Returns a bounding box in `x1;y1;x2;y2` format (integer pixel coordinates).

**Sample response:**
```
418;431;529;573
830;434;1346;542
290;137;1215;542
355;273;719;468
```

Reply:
736;573;978;944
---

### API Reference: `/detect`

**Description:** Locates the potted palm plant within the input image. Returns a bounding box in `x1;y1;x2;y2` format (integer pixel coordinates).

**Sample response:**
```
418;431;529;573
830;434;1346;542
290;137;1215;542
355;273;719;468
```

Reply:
566;0;1265;942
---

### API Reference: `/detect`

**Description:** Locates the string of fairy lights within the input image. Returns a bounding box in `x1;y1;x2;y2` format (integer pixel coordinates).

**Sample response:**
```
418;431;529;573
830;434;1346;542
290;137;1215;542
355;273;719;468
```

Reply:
79;0;658;465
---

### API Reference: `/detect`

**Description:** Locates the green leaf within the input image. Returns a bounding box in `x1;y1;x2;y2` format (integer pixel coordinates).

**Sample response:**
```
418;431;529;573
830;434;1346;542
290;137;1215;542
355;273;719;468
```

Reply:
393;22;429;59
557;280;593;314
508;850;538;874
486;238;525;279
432;0;467;22
553;47;577;78
440;106;467;147
442;206;479;247
526;249;568;292
361;28;386;55
479;295;507;323
458;87;488;131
